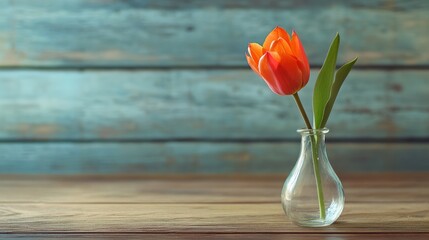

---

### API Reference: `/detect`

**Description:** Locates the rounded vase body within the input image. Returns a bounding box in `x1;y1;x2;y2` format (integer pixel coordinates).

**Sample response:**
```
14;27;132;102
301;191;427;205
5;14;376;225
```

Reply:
281;128;344;227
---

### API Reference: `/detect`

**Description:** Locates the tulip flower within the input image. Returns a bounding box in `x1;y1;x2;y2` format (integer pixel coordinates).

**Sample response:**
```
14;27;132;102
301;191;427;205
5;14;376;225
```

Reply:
246;26;310;96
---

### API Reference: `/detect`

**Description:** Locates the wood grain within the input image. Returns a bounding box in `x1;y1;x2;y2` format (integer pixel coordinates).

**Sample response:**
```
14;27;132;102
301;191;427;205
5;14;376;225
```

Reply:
1;233;428;240
0;173;427;203
0;142;427;174
0;69;427;140
0;174;428;234
0;0;427;66
0;203;428;233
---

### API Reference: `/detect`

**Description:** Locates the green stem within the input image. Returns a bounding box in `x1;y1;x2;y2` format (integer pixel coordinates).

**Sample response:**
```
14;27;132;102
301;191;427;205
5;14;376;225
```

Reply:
292;93;326;220
309;135;326;219
292;93;312;130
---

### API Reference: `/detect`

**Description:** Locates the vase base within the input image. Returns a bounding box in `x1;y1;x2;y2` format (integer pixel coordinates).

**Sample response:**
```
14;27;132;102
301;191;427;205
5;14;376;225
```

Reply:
291;218;334;227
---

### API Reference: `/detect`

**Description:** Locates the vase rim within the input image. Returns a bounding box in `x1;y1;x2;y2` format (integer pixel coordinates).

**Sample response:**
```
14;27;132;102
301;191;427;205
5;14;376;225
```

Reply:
297;128;329;135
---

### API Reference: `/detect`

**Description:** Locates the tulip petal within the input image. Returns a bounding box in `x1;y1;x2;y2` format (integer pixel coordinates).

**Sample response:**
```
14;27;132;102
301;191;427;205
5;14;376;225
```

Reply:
268;53;304;95
295;58;310;88
248;43;264;64
263;26;291;50
258;52;284;95
271;38;303;89
290;31;310;70
271;35;309;91
270;37;294;57
246;54;259;74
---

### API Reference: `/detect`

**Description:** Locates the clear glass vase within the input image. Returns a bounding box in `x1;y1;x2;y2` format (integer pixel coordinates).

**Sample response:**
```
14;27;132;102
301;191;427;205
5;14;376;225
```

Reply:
281;128;344;227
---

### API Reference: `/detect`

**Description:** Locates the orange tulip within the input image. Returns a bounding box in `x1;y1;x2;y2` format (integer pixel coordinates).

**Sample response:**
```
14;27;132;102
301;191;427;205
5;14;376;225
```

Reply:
246;26;310;95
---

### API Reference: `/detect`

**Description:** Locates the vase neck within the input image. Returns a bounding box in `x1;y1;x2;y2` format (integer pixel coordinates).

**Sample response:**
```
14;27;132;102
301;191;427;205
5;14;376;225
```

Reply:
298;128;328;145
298;129;329;161
297;128;329;136
300;134;326;151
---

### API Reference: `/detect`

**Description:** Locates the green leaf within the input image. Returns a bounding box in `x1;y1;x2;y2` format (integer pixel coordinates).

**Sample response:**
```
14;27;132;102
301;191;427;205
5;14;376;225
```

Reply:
320;57;358;128
313;33;340;129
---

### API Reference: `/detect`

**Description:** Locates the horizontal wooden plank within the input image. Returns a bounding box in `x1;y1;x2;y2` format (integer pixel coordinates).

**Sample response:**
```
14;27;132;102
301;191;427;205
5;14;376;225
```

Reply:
0;69;427;140
0;173;427;203
1;234;428;240
0;0;428;66
0;203;427;233
0;142;427;174
0;173;427;236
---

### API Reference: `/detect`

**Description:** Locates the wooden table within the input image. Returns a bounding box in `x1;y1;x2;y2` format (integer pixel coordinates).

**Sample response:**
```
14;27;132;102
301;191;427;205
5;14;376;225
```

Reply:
0;173;428;239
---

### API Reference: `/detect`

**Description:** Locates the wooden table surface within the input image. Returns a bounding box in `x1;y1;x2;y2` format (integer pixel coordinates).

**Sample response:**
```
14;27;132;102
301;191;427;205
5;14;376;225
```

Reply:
0;173;428;239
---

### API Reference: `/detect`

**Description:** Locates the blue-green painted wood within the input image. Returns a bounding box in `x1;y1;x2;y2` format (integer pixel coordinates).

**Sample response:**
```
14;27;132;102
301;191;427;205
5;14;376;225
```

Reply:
0;0;426;174
0;70;427;140
0;0;427;67
0;142;427;174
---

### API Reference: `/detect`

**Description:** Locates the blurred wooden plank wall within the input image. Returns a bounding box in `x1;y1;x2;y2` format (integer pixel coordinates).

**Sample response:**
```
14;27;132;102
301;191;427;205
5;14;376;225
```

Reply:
0;0;427;174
